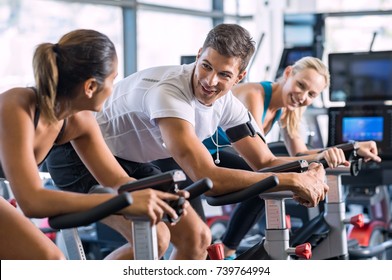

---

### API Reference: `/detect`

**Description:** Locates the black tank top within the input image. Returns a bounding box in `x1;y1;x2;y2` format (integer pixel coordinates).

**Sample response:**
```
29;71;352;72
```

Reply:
0;88;67;178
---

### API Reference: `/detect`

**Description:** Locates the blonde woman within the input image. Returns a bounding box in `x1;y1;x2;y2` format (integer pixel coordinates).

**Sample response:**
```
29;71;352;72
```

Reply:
202;56;380;259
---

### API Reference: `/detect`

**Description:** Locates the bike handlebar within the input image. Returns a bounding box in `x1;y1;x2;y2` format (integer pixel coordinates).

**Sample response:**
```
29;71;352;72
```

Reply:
258;160;309;173
205;142;361;207
118;170;186;193
49;171;213;229
49;192;133;229
206;176;279;206
184;178;213;200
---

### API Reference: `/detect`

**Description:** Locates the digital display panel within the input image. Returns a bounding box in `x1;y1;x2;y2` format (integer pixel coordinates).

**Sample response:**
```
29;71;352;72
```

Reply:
342;116;383;142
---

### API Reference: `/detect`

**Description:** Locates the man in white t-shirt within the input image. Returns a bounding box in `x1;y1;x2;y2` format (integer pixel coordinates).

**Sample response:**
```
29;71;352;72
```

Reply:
97;63;252;163
46;24;334;260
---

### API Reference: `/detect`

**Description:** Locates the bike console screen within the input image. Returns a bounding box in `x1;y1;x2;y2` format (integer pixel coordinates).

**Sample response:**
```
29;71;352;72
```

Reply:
342;116;383;142
328;105;392;158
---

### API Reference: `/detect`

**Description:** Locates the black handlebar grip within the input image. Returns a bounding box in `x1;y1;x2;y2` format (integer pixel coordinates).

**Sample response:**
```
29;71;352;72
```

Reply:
334;142;356;158
165;197;186;224
206;175;279;206
258;160;309;173
317;158;329;169
49;192;133;229
183;178;213;200
163;178;212;223
118;170;186;193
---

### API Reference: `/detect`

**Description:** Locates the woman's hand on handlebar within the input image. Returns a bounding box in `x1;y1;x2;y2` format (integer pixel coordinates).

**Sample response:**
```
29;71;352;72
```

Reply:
317;147;350;168
356;141;381;162
292;162;329;208
125;189;190;225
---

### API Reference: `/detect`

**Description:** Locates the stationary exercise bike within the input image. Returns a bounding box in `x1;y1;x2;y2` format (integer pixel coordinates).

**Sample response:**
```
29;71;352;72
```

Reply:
342;162;392;260
265;142;392;259
204;143;320;252
48;170;212;260
326;104;392;259
206;160;314;260
206;142;391;259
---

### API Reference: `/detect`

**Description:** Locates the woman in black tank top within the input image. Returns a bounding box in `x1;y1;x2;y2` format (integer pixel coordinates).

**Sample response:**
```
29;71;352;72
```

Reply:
0;29;185;260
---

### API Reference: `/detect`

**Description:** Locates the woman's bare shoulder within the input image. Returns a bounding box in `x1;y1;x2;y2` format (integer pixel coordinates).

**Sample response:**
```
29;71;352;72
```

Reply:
0;87;35;115
0;87;35;103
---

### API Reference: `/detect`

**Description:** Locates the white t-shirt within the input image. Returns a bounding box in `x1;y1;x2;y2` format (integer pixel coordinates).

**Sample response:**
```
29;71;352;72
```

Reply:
96;63;260;163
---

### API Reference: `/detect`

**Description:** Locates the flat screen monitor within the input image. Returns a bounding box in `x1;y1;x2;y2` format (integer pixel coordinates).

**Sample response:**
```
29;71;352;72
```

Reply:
342;116;383;142
328;51;392;103
180;55;196;65
275;46;315;79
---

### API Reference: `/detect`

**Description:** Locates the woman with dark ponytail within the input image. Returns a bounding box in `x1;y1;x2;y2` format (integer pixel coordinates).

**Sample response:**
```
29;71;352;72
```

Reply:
0;29;186;259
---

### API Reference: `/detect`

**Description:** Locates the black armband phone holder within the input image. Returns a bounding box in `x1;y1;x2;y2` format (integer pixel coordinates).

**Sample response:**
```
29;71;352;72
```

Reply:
225;113;264;143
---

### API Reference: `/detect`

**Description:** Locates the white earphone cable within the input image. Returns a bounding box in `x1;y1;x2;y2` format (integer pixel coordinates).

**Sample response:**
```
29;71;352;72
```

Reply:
210;130;231;165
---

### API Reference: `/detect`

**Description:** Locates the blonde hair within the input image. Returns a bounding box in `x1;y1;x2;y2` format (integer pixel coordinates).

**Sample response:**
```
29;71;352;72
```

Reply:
279;56;329;139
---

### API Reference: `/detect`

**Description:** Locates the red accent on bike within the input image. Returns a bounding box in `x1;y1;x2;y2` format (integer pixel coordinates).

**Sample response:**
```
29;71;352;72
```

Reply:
207;243;225;260
206;215;230;227
285;215;291;229
295;242;312;259
348;220;387;246
350;214;364;228
39;218;57;242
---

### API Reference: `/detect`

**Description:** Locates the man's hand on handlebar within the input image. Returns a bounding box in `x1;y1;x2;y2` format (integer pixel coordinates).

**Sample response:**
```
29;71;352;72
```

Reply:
125;189;190;225
292;162;329;208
